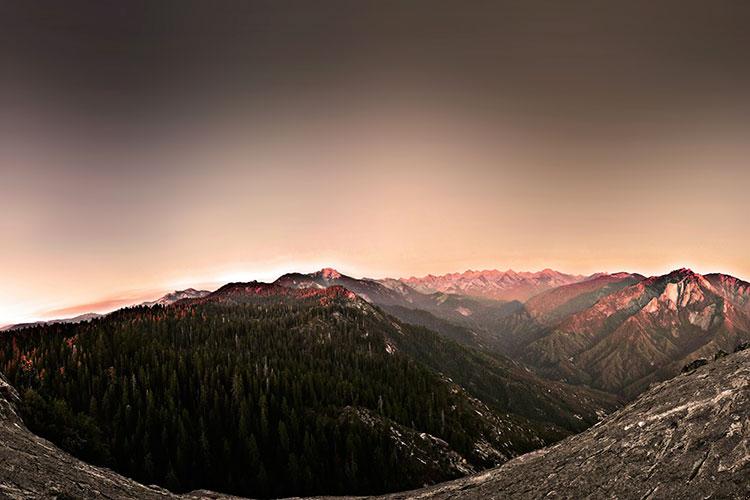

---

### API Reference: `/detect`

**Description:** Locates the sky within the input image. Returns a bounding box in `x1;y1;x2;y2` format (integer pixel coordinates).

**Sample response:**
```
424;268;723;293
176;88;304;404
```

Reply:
1;1;749;324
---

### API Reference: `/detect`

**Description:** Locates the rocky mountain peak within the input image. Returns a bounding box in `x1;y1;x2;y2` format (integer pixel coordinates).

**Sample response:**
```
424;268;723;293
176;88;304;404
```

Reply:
318;267;343;280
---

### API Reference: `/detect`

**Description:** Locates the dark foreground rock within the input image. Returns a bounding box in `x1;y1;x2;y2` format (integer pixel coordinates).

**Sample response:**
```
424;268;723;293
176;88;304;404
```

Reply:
379;349;750;499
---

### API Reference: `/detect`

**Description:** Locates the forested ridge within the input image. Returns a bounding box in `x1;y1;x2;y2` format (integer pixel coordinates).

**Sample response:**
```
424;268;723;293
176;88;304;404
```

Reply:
0;284;615;497
0;289;519;497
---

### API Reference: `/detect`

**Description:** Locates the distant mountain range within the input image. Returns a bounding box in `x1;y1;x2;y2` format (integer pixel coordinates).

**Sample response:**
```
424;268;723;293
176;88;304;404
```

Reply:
399;269;587;301
0;312;103;332
0;289;211;331
6;266;749;402
274;267;750;399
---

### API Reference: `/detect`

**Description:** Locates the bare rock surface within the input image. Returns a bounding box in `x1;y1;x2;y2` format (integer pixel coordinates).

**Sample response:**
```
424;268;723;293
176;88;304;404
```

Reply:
379;349;750;499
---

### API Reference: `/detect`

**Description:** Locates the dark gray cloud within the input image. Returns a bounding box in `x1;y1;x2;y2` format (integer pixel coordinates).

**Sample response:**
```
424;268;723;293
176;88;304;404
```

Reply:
3;1;749;122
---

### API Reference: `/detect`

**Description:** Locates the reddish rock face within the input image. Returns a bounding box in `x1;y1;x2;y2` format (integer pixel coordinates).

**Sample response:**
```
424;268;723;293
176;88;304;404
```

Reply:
524;269;750;397
524;272;644;324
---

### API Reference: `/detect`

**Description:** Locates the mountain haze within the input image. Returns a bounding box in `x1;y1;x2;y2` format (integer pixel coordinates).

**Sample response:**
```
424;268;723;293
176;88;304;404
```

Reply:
400;270;588;302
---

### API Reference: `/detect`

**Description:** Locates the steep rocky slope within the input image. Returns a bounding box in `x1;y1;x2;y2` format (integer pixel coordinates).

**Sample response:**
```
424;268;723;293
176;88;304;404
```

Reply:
381;347;750;499
706;273;750;315
524;268;750;397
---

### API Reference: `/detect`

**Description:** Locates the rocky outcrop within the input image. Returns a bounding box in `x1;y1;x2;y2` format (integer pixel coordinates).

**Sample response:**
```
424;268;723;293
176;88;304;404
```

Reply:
380;348;750;499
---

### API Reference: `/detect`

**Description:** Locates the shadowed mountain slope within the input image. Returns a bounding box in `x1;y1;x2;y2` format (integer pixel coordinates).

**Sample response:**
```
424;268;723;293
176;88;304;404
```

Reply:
381;347;750;500
276;269;538;354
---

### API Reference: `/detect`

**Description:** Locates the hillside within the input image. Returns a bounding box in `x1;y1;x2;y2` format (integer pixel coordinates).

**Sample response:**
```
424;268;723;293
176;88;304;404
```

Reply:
276;269;540;353
524;272;644;327
523;269;750;397
381;346;750;499
0;282;615;498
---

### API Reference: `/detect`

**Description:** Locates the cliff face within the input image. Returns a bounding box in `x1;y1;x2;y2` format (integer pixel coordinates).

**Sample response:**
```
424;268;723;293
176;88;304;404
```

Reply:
381;348;750;500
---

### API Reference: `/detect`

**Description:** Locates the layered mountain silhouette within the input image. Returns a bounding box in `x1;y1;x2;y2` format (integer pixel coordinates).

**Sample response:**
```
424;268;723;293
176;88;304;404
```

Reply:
272;267;750;400
276;269;528;352
0;312;103;332
0;277;616;497
283;267;750;400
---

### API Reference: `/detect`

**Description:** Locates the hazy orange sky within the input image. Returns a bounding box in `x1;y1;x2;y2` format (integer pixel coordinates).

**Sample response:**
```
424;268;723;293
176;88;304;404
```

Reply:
1;1;749;324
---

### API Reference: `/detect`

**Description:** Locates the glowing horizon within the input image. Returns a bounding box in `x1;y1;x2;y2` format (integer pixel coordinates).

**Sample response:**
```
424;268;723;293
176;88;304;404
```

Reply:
3;261;748;327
